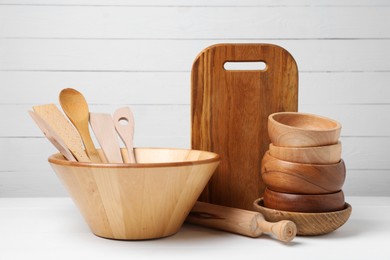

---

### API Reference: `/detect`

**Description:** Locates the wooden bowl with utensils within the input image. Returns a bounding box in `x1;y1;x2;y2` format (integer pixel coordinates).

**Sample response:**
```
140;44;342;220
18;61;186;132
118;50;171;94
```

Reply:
261;152;346;194
263;188;345;213
268;112;342;147
253;198;352;236
269;142;342;164
49;148;220;240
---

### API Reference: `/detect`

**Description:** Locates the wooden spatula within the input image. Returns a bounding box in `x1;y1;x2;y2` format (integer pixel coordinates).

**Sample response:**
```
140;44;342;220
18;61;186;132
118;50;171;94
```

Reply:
90;112;123;163
33;104;90;162
28;110;76;161
113;107;136;163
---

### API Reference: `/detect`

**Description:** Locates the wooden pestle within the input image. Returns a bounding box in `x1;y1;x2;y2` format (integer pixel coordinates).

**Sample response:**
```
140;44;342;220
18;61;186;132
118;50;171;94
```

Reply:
186;201;297;242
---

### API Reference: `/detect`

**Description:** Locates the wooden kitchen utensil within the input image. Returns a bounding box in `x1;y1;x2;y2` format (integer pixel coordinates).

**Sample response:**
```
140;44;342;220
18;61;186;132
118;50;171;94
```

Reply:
191;44;298;210
90;113;123;163
59;88;102;163
113;107;136;163
186;201;297;242
33;104;90;162
28;110;76;162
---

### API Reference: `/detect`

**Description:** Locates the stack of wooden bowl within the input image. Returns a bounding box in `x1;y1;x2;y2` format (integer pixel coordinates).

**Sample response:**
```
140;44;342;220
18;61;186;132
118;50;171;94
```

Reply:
261;112;346;213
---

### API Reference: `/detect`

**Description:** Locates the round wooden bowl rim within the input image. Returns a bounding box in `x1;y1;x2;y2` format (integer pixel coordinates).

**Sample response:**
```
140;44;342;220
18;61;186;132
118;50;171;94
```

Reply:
269;112;342;132
253;197;352;216
269;141;342;151
48;147;221;168
263;151;345;167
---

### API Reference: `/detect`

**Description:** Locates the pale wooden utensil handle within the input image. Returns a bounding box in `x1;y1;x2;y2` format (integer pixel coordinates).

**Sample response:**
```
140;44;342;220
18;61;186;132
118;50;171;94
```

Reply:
33;104;90;162
113;107;136;163
90;113;123;163
186;201;296;242
79;122;102;163
29;110;76;161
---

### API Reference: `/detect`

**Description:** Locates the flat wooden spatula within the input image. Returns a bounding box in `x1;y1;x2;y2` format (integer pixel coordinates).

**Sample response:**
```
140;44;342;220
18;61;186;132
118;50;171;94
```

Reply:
33;104;90;162
113;107;136;163
90;112;123;163
28;110;76;161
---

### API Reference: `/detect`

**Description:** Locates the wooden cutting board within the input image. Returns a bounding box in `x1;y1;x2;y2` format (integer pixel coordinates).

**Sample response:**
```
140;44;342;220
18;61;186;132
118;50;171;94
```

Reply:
191;44;298;210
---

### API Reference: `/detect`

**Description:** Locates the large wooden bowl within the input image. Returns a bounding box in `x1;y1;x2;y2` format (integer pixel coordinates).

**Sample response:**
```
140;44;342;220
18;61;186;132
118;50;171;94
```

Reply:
253;198;352;236
269;142;342;164
261;152;346;194
263;188;345;213
268;112;341;147
49;148;220;240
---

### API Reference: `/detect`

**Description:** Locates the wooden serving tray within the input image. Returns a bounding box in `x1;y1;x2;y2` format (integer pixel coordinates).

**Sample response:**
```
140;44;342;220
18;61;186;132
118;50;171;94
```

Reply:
191;43;298;210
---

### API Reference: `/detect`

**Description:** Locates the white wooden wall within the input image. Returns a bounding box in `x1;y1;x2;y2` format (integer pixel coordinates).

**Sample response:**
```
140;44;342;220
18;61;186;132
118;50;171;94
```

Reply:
1;0;389;197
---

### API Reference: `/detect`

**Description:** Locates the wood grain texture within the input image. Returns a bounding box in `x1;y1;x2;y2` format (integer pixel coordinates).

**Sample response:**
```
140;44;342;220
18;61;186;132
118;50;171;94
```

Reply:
59;88;101;163
191;44;298;210
89;113;122;163
32;104;90;162
269;142;342;164
186;201;297;242
268;112;341;147
2;71;390;105
2;103;389;138
112;107;136;163
1;1;389;198
261;151;346;194
49;148;220;240
253;198;352;236
263;188;345;213
28;110;76;161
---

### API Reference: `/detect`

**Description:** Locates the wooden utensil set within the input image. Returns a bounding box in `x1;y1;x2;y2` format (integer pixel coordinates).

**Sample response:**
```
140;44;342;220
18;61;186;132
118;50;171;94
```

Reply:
30;88;136;164
30;87;296;242
30;44;351;242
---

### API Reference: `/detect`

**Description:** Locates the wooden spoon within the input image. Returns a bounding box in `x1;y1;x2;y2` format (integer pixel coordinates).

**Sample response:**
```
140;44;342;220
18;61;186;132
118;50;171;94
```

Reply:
29;110;76;161
112;107;136;163
59;88;101;163
33;104;90;162
90;112;123;163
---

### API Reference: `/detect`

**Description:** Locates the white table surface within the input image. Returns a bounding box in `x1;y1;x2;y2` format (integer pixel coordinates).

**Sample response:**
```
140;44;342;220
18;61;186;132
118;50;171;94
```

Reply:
0;196;389;260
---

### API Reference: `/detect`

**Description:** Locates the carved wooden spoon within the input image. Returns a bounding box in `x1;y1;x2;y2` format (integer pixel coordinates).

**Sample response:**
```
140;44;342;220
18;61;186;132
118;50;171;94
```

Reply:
59;88;101;163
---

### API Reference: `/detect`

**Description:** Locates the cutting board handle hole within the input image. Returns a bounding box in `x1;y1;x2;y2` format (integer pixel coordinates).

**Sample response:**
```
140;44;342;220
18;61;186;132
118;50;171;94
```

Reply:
118;117;129;126
223;61;267;71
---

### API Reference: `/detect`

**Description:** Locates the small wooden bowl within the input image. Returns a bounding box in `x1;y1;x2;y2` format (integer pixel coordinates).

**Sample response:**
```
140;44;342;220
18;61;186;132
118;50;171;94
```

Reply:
261;152;346;194
268;112;342;147
269;142;342;164
253;198;352;236
263;188;345;213
49;148;220;240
